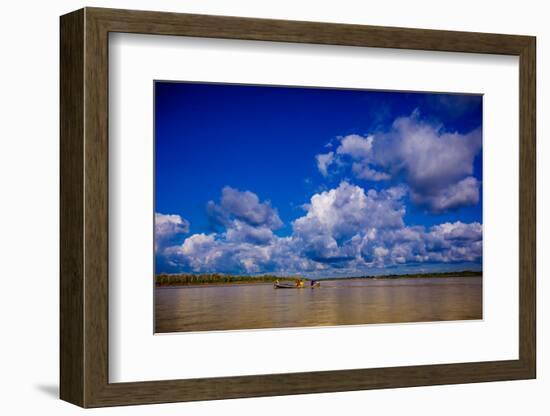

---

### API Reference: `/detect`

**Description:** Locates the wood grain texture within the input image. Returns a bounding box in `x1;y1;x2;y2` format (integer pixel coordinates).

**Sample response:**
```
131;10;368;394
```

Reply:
518;38;536;376
89;7;532;55
59;8;84;407
83;10;110;406
59;7;537;408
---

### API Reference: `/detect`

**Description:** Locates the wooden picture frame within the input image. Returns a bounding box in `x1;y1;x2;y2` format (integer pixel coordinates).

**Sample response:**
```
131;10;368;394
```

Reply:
60;7;536;408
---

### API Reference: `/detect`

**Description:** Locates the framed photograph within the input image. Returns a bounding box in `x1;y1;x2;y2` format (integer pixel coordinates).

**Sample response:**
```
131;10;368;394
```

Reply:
60;7;536;407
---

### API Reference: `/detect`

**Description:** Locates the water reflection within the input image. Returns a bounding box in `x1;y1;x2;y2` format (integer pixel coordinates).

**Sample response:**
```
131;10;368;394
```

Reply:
155;277;482;333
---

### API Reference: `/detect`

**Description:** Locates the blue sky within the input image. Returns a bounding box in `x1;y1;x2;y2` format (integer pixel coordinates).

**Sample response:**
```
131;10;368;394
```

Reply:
155;81;482;277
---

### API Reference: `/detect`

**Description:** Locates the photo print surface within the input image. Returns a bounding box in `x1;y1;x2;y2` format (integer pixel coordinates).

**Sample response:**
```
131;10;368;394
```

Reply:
154;81;483;333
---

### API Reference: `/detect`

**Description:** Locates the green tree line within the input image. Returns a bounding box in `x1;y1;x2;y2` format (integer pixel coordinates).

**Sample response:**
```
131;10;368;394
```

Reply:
155;273;306;286
155;270;481;286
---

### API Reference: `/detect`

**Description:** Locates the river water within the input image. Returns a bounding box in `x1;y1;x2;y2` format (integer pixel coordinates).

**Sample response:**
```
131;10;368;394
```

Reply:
155;277;482;333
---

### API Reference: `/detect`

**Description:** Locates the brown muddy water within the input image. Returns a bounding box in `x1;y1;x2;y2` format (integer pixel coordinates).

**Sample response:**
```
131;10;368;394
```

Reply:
154;277;482;333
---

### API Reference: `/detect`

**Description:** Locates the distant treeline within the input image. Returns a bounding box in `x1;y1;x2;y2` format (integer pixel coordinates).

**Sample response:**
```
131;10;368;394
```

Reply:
155;273;304;286
325;270;482;281
155;270;481;286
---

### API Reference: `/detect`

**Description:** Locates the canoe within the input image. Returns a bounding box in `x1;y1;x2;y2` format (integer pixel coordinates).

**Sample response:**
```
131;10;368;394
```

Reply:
273;282;319;289
274;282;301;289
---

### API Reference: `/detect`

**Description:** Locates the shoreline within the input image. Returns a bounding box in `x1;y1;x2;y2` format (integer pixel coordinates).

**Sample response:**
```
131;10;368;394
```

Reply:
155;273;482;288
325;274;482;282
156;281;278;288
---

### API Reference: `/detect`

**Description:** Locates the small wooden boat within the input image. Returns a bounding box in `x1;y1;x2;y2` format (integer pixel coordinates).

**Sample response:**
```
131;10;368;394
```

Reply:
273;282;300;289
273;280;318;289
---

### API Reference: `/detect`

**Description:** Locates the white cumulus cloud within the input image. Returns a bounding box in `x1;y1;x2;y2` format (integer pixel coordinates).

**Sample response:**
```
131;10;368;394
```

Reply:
410;176;480;213
336;134;374;159
315;151;334;177
314;110;482;212
157;184;482;275
207;186;282;229
154;213;190;252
